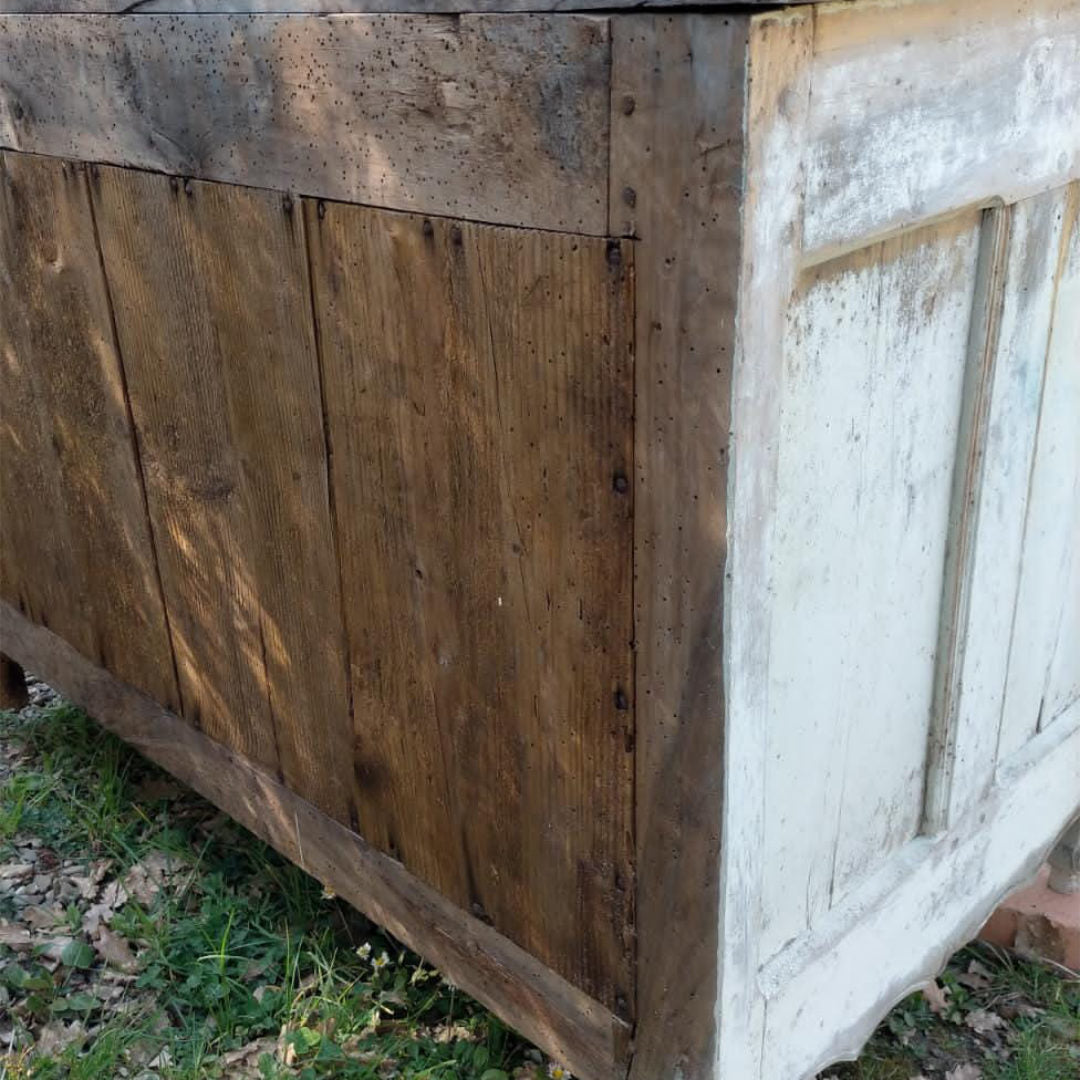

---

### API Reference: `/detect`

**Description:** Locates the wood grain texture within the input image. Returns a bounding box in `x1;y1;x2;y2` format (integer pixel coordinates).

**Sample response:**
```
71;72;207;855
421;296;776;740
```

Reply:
0;13;610;234
998;182;1080;757
306;199;635;1012
0;599;632;1080
1029;185;1080;737
0;151;177;708
804;0;1080;258
0;1;810;11
716;11;814;1080
88;165;354;825
924;189;1072;829
608;14;747;1078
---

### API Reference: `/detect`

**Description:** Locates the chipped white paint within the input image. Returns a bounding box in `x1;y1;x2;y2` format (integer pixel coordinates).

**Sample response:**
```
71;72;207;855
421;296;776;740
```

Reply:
804;0;1080;259
759;709;1080;1079
759;217;982;961
999;188;1080;755
722;2;1080;1078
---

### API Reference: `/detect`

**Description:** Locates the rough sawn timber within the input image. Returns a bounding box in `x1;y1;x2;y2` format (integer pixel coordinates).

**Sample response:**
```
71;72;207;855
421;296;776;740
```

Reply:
0;151;178;711
305;197;636;1012
608;13;746;1079
0;12;611;234
1;1;815;11
88;164;357;827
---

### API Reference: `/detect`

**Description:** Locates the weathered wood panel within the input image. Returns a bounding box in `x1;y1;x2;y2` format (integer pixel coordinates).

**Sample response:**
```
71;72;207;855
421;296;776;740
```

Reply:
716;11;815;1079
306;200;634;1010
998;183;1080;755
758;214;982;961
0;1;813;11
758;710;1080;1080
804;0;1080;258
0;151;177;708
1033;186;1080;735
0;13;610;234
924;188;1073;828
608;13;747;1078
88;165;355;825
0;599;632;1080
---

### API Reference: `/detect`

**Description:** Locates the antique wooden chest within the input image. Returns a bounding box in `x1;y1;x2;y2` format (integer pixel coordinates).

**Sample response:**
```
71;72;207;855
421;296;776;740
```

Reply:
1;2;1077;1077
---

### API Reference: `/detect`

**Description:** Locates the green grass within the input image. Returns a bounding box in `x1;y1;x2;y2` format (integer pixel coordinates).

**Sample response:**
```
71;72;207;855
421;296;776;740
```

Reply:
1;696;1077;1080
0;697;533;1080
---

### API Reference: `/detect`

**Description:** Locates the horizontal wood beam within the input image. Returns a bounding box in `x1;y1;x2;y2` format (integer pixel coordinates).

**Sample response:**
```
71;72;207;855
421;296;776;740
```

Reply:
0;12;611;234
802;0;1080;259
2;3;816;13
0;600;631;1080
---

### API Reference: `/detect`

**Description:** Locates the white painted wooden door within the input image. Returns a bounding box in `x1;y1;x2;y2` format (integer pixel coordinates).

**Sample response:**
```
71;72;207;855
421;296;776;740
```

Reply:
720;2;1080;1077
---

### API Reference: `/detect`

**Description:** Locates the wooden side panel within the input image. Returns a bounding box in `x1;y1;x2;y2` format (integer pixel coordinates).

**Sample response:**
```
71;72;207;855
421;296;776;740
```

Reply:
306;201;634;1011
607;14;748;1079
717;11;815;1079
0;151;176;708
805;0;1080;258
758;215;983;960
88;166;354;825
724;4;1080;1079
925;187;1073;826
999;184;1080;754
0;13;611;234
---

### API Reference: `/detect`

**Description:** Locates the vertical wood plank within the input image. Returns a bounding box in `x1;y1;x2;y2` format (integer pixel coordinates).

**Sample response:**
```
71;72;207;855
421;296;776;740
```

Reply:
924;188;1072;827
608;13;748;1078
718;11;815;1080
0;151;177;708
998;183;1080;756
306;201;635;1010
88;166;354;825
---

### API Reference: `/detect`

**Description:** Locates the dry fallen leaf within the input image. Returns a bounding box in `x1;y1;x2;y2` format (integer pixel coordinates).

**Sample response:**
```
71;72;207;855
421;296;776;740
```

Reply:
921;979;950;1015
965;1008;1006;1035
0;924;31;948
94;925;138;973
122;852;178;906
36;1019;87;1056
945;1065;983;1080
22;905;66;932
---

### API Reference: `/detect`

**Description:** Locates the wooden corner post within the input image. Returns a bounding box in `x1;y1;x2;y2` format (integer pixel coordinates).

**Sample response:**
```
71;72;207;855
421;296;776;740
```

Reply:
610;13;751;1079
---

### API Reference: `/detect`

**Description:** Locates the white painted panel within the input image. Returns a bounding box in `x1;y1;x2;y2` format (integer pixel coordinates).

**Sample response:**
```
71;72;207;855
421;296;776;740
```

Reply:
1044;538;1080;729
804;0;1080;258
934;190;1071;824
760;708;1080;1080
998;192;1080;759
759;215;981;960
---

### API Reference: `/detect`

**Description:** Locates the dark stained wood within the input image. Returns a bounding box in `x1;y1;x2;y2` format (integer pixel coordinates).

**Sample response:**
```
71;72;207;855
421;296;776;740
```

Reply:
87;165;355;825
0;151;178;709
305;199;635;1012
609;15;749;1078
0;598;632;1080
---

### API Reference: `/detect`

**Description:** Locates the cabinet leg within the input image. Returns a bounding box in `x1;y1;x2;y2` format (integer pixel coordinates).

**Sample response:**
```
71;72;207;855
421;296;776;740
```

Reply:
0;654;29;711
1048;818;1080;895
